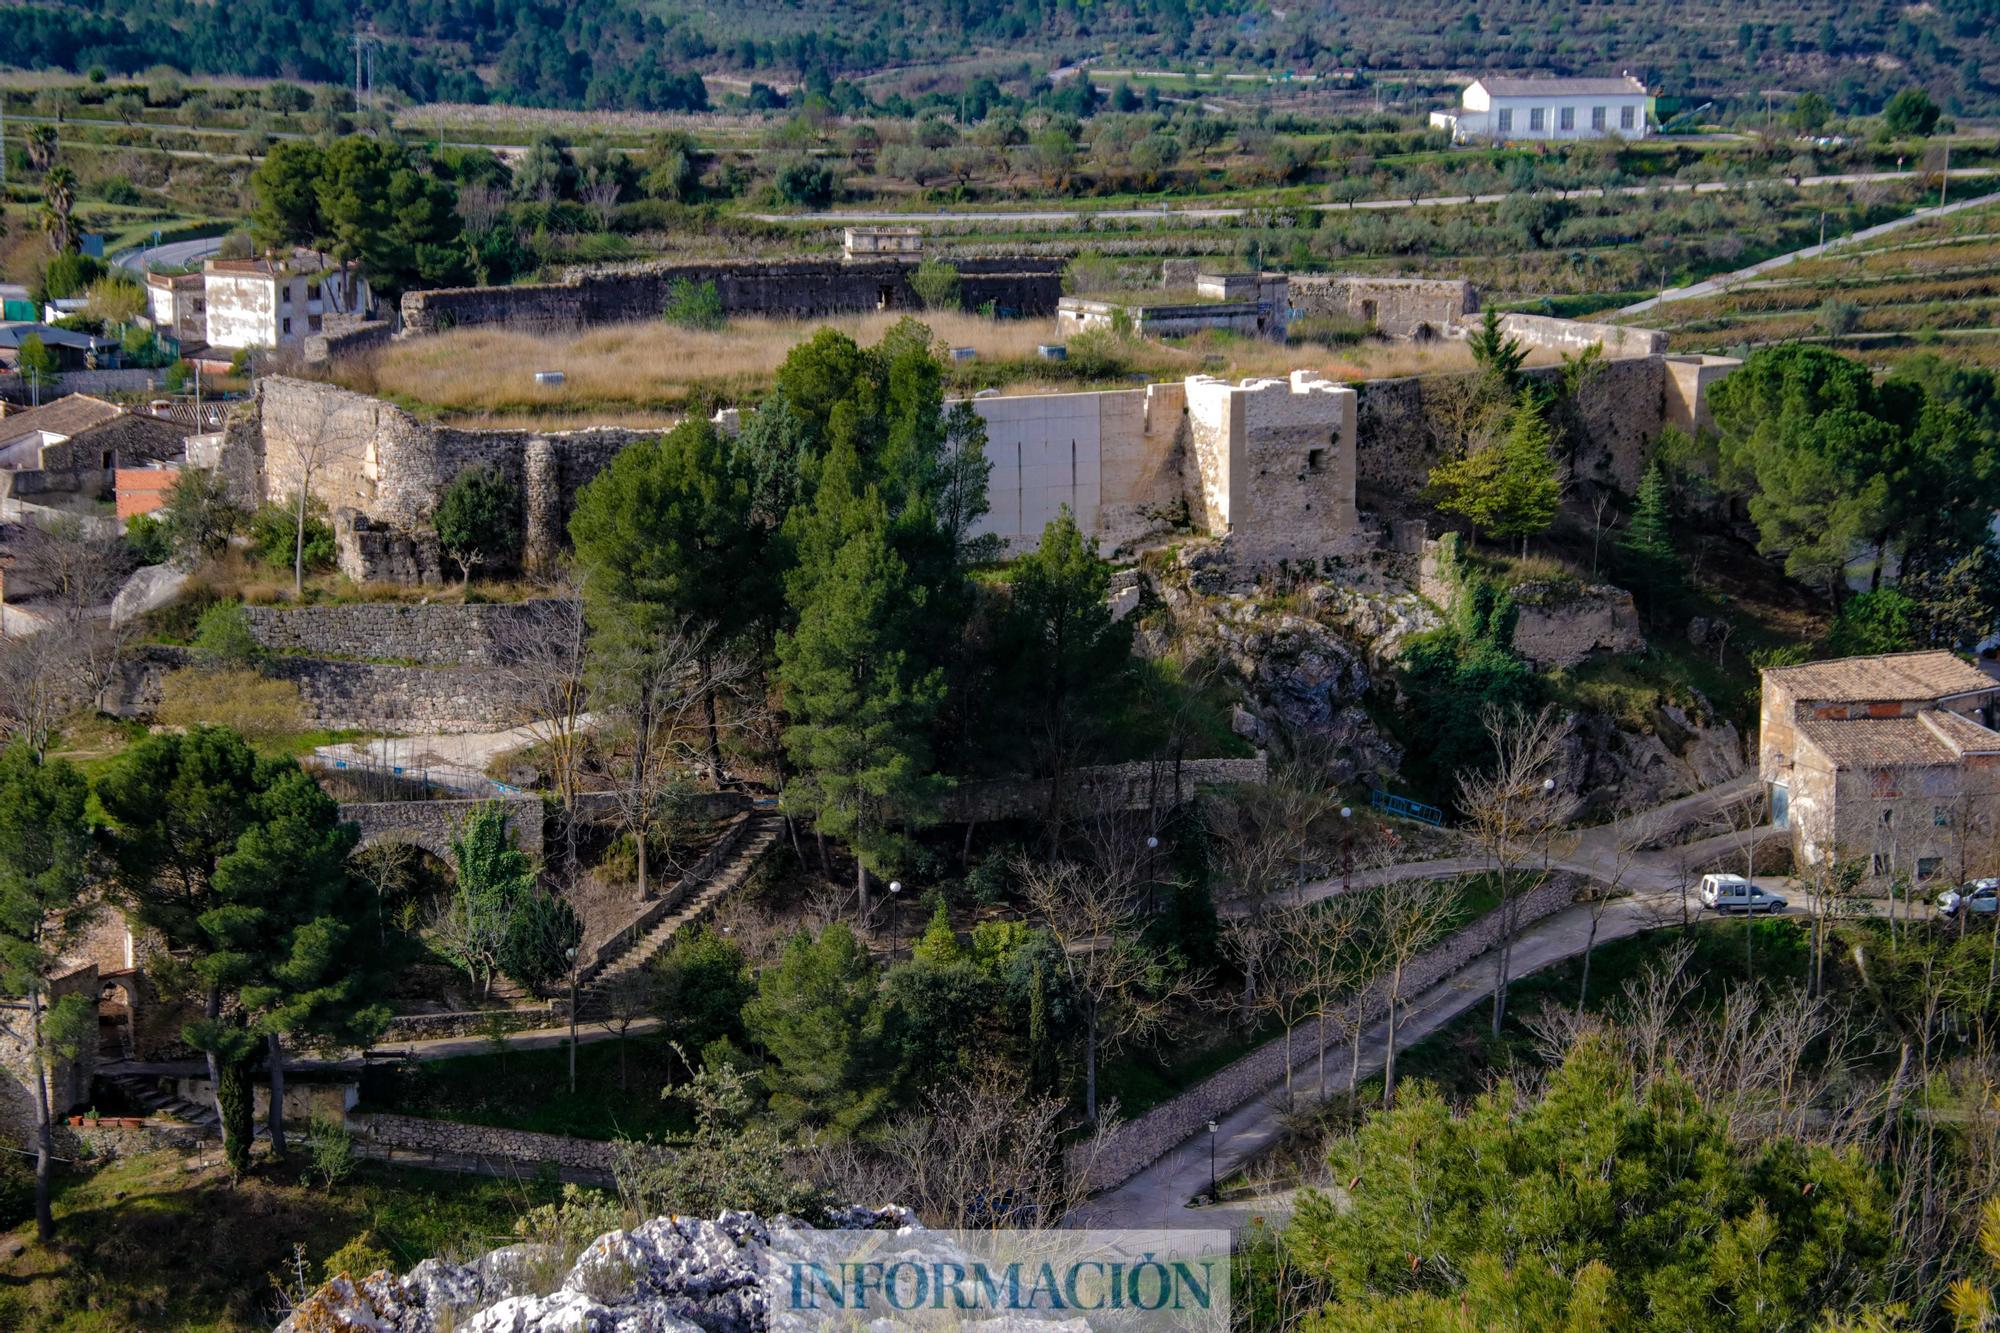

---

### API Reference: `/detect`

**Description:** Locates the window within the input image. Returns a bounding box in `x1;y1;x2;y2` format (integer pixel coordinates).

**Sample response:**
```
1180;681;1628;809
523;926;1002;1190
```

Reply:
1591;105;1606;130
282;317;292;335
1496;108;1513;132
1919;857;1944;880
1881;807;1895;825
1307;448;1325;472
1621;105;1637;130
1936;805;1952;827
307;281;321;301
1873;853;1891;875
1529;107;1545;132
1558;106;1575;131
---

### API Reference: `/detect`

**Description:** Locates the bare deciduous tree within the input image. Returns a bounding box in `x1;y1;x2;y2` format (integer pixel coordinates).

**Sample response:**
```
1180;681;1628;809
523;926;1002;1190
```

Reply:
1375;876;1458;1108
493;581;592;819
820;1072;1116;1228
593;963;658;1092
590;616;749;901
270;385;370;597
1456;703;1572;1036
1018;857;1204;1123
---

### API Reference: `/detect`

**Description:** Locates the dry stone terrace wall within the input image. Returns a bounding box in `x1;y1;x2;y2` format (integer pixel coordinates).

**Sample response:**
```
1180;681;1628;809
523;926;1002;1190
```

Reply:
350;1111;620;1174
240;600;561;666
108;645;518;733
341;796;546;859
399;256;1066;334
941;756;1266;823
1076;872;1581;1192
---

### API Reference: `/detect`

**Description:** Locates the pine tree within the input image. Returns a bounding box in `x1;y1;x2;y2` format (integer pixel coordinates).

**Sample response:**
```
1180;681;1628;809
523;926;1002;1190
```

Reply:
777;445;947;921
1489;397;1563;555
912;901;963;966
1622;461;1675;565
0;746;94;1240
1466;307;1527;387
741;924;893;1134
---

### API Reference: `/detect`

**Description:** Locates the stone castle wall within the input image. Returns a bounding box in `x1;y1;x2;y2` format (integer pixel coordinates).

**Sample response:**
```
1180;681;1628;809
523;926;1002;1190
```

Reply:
1289;276;1477;337
940;755;1267;823
1500;312;1667;359
1185;370;1364;567
255;377;653;583
400;256;1066;334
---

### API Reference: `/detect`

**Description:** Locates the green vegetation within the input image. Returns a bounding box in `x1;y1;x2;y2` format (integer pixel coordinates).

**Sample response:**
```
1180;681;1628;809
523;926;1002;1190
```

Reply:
0;1151;559;1333
360;1040;695;1141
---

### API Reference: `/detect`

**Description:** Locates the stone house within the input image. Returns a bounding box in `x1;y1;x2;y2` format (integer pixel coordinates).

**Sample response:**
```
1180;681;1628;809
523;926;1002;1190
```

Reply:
145;271;207;345
1759;651;2000;877
1430;75;1652;143
204;251;375;352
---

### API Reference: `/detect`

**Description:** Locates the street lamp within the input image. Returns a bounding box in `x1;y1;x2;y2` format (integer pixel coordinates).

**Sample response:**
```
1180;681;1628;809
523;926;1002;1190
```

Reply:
889;880;902;938
1145;836;1160;913
1340;806;1354;892
1206;1119;1220;1203
565;945;580;1095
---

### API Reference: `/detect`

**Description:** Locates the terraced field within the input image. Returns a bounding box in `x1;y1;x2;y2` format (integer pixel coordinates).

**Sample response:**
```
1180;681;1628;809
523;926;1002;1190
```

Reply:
1625;201;2000;370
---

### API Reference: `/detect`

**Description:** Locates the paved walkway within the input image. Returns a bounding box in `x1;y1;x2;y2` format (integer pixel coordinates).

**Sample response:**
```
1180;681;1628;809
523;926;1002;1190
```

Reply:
1086;772;1775;1230
1619;186;2000;314
1079;894;1676;1229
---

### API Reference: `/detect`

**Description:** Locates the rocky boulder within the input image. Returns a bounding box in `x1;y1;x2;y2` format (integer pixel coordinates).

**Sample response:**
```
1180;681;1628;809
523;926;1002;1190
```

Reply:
1561;697;1746;818
276;1207;915;1333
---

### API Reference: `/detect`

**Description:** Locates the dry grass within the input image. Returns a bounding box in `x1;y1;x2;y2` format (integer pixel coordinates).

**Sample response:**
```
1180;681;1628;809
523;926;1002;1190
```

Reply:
333;311;1562;423
339;312;1066;421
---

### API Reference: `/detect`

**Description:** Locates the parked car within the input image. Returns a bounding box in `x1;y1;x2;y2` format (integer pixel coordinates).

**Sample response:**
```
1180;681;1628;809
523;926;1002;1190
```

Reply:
1699;873;1788;914
1937;879;2000;918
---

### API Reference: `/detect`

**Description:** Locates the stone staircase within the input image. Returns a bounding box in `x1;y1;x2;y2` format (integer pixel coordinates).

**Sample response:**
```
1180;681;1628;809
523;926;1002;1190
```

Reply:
574;810;780;1019
102;1069;221;1138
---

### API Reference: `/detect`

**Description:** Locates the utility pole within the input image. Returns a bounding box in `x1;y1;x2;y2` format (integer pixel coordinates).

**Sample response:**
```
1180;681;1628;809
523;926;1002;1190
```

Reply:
1942;139;1952;207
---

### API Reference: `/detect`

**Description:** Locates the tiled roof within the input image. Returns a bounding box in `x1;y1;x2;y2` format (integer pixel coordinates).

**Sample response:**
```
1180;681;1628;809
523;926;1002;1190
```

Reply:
1764;650;1996;703
1921;708;2000;754
74;413;189;463
1474;75;1648;97
1796;717;1957;768
0;394;122;442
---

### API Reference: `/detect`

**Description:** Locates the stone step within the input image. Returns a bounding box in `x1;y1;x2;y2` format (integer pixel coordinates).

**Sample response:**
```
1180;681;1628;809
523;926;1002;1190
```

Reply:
574;817;779;1017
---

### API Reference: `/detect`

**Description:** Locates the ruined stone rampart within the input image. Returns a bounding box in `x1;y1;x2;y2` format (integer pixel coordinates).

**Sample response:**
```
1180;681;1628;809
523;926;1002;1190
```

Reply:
400;256;1065;335
255;377;653;582
1289;275;1477;337
1500;312;1666;358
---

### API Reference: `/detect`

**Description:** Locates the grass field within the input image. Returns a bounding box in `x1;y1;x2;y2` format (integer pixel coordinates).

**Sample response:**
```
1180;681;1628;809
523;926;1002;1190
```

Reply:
0;1151;565;1333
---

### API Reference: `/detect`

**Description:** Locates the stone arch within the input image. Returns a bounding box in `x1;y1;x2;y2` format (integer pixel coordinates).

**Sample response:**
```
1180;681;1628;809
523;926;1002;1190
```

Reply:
341;795;545;861
97;970;141;1060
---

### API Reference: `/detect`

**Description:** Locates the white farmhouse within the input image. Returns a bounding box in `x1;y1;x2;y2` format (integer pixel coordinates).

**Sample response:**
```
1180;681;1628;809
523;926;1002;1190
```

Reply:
1430;75;1651;143
203;251;374;352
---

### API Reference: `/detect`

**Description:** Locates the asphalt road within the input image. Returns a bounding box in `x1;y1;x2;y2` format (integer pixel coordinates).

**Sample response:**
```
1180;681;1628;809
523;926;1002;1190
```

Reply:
110;233;225;273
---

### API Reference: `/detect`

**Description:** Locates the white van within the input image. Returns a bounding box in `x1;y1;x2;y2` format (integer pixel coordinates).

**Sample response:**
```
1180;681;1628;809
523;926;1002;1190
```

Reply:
1699;873;1788;914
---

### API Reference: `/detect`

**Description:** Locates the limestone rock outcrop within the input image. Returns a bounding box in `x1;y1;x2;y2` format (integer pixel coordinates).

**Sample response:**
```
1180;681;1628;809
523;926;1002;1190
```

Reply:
277;1207;916;1333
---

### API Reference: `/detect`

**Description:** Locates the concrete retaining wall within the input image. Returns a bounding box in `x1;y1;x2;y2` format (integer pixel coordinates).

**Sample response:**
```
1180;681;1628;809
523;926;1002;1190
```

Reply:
1499;313;1667;359
1077;871;1581;1191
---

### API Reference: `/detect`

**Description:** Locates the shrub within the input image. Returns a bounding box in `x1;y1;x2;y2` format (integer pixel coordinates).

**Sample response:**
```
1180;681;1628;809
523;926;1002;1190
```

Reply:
126;513;171;566
663;278;725;330
35;251;107;303
909;259;962;311
192;600;262;668
305;1111;360;1192
434;464;523;584
772;156;836;208
249;495;334;573
320;1234;392;1282
498;892;583;996
159;467;245;563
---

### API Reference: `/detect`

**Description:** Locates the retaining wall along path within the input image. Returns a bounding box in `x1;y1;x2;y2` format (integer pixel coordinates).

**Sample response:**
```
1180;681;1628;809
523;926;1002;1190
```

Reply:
1075;871;1581;1191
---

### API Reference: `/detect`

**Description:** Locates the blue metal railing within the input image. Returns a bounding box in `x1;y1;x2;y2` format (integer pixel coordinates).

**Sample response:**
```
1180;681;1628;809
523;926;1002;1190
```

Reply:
1370;788;1445;827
